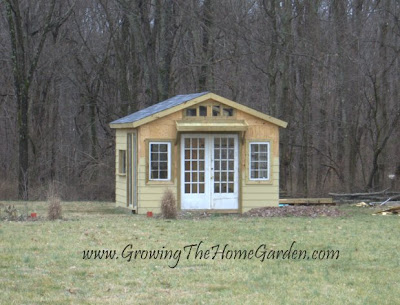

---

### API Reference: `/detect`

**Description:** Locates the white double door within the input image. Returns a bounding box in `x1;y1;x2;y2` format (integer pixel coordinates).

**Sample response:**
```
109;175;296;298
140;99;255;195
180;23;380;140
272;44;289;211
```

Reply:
180;134;239;210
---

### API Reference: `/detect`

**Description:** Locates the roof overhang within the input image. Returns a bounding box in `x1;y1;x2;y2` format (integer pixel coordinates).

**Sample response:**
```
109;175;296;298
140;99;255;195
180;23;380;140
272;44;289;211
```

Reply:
176;120;249;132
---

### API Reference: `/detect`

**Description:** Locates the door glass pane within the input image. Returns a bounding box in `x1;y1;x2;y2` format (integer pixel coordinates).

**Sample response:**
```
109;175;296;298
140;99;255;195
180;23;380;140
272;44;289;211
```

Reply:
221;183;227;193
184;137;206;194
213;136;235;194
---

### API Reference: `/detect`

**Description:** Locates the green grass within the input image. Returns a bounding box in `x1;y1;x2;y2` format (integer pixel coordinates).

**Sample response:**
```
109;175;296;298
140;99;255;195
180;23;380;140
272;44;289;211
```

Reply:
1;202;399;304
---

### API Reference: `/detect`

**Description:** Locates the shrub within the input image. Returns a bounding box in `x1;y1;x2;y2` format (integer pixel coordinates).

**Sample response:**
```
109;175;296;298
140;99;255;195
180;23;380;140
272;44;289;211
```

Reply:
161;189;177;219
47;184;62;220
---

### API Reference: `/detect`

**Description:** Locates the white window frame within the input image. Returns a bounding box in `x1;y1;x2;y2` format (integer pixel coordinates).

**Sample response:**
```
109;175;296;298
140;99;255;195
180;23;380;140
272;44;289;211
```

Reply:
149;141;171;181
249;141;270;181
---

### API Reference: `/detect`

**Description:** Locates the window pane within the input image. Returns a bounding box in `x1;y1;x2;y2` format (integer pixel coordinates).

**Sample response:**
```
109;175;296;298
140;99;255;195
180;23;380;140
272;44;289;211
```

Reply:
223;108;234;116
221;172;227;182
159;162;167;170
212;105;220;116
221;161;227;170
214;183;220;193
228;183;234;193
199;183;205;193
221;149;227;159
151;161;158;170
199;106;207;116
186;108;197;116
259;152;268;162
199;138;205;148
260;144;268;152
160;153;167;161
185;184;190;193
221;183;227;193
192;184;197;193
151;171;159;179
159;144;167;152
221;138;227;147
259;170;268;179
159;170;168;179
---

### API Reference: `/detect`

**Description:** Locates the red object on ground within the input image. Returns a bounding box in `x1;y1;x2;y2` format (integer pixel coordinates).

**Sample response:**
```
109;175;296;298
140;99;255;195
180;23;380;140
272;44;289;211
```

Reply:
31;212;37;218
147;211;153;217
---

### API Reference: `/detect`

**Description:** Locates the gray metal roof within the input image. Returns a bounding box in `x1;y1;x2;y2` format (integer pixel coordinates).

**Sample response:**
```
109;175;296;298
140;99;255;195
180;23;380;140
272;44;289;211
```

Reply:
111;92;209;124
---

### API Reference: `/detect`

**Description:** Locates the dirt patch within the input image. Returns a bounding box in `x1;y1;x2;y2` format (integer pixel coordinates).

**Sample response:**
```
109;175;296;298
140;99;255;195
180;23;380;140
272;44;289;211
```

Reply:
244;206;346;217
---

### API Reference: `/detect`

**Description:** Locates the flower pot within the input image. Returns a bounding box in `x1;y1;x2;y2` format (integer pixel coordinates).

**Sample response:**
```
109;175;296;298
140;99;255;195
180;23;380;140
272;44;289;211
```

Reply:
31;212;37;218
147;211;153;217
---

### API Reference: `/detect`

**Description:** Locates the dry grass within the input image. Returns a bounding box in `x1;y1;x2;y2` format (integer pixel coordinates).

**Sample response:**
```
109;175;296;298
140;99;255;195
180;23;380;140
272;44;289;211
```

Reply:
1;202;399;304
161;189;177;219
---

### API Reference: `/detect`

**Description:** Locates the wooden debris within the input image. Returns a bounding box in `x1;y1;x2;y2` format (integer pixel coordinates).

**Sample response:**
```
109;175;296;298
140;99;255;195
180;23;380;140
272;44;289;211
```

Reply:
373;206;400;215
354;202;369;207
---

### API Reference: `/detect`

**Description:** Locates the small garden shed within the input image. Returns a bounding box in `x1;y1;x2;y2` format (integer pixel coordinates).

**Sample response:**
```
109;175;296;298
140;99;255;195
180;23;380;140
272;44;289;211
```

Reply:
110;92;287;214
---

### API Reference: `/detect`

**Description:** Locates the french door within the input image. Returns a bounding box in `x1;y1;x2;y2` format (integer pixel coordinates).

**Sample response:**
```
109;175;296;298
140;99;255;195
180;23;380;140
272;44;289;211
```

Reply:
180;134;239;210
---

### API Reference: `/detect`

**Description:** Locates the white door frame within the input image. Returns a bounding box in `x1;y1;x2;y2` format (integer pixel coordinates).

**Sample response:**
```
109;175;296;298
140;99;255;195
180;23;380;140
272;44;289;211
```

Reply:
180;133;239;210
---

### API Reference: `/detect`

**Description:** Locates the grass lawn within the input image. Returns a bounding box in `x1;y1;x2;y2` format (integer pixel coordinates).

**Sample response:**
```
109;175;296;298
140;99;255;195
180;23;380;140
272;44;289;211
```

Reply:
1;201;399;304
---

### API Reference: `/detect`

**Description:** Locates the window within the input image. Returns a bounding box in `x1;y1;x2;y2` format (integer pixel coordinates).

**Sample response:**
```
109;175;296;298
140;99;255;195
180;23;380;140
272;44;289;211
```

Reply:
186;108;197;116
199;105;207;116
149;142;171;180
249;142;270;180
184;104;234;118
212;105;221;116
222;107;234;117
119;150;126;174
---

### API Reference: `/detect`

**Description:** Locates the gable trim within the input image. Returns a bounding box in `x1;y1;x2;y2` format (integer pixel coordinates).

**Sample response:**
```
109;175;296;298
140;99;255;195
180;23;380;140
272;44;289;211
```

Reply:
110;93;287;129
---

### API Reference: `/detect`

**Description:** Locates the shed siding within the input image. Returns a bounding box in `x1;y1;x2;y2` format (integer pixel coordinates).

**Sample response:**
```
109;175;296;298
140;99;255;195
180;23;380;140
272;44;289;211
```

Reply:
135;111;181;214
237;110;280;211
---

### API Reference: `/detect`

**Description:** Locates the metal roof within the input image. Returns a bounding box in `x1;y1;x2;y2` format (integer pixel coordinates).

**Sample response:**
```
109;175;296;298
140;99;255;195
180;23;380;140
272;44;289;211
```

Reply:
111;92;209;124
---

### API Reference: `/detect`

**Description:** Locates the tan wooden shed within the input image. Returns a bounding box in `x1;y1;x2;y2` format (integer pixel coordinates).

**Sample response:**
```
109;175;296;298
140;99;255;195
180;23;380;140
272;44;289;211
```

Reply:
109;92;287;214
